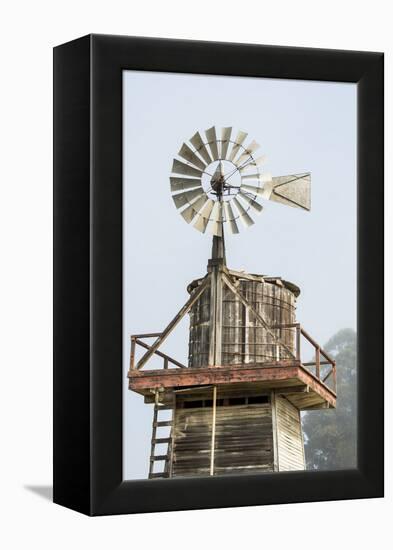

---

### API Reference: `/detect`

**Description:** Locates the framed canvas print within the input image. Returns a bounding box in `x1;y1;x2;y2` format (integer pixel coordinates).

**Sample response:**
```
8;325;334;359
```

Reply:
53;34;383;515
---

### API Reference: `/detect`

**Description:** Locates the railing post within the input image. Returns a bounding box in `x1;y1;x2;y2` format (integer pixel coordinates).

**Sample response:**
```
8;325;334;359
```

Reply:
333;361;337;393
316;346;320;379
164;357;168;370
296;324;301;361
130;337;136;370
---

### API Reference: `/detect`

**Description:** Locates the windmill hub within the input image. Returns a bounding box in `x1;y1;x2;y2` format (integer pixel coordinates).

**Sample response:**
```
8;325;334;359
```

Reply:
207;160;240;201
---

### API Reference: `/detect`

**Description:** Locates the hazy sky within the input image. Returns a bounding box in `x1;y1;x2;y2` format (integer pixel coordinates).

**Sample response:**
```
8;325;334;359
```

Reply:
123;70;357;479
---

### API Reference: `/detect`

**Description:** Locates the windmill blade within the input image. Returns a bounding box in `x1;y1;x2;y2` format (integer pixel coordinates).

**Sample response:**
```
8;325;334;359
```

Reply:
229;130;248;161
209;201;223;236
180;194;209;224
172;159;203;178
236;140;260;165
240;183;266;198
172;188;205;210
193;199;214;233
267;173;311;211
189;132;212;165
252;154;268;167
239;155;267;172
223;201;240;234
205;126;219;160
238;191;263;213
233;197;254;228
241;172;272;183
241;172;261;180
220;127;232;159
170;177;202;193
178;143;207;171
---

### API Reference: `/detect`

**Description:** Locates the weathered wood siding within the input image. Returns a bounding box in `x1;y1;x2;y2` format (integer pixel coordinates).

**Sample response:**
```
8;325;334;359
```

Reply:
188;273;297;368
188;282;211;368
274;394;305;471
172;401;274;477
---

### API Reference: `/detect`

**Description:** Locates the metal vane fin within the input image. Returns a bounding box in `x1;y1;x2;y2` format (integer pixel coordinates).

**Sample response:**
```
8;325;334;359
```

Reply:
236;140;260;165
238;191;263;213
223;201;239;234
170;177;202;193
239;155;267;172
172;188;205;210
172;159;203;178
209;201;223;236
189;132;212;165
241;172;272;183
178;143;207;171
233;197;254;227
229;130;248;161
193;199;214;233
240;183;266;198
205;126;219;160
220;127;232;159
180;195;209;224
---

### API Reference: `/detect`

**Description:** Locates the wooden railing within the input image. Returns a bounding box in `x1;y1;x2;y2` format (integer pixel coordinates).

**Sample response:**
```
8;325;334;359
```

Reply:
130;333;187;371
130;324;337;394
272;323;337;393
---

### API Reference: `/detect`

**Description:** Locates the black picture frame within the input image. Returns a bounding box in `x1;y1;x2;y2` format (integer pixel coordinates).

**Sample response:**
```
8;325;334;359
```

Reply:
53;34;384;516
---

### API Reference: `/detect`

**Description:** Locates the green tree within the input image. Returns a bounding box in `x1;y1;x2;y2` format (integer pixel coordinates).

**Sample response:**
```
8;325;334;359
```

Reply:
302;328;357;470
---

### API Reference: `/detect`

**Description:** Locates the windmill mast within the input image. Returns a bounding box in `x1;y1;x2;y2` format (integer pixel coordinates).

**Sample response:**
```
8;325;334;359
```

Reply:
208;161;226;365
210;160;226;264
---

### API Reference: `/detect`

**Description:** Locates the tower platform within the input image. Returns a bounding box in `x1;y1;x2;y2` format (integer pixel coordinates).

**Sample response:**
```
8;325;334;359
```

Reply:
129;359;336;411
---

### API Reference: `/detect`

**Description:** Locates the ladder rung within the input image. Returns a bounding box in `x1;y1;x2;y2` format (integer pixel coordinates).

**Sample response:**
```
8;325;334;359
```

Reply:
154;420;173;427
156;405;173;410
153;437;171;444
150;455;168;461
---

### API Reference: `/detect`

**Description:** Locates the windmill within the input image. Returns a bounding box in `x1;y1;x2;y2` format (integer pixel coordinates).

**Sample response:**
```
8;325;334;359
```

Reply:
128;126;336;479
171;126;311;238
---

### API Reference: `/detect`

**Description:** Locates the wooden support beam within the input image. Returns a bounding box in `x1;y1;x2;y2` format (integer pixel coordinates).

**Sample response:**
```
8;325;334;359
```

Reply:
301;327;335;365
136;275;210;370
130;337;136;370
210;386;217;476
276;385;309;395
271;391;279;471
303;402;330;410
333;362;337;393
135;338;186;369
296;324;301;361
208;265;223;366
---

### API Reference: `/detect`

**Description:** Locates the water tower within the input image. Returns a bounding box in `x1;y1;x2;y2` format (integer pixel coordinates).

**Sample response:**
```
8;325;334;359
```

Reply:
128;127;336;478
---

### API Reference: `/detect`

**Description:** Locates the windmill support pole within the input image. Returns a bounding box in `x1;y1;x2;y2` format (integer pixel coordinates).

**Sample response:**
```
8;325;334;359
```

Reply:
208;264;223;366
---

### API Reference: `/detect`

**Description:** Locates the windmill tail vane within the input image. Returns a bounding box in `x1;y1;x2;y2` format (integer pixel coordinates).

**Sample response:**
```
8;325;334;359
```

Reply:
170;125;311;239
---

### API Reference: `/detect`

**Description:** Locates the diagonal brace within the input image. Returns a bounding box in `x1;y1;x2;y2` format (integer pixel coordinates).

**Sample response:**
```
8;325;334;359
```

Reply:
136;274;211;370
221;272;295;360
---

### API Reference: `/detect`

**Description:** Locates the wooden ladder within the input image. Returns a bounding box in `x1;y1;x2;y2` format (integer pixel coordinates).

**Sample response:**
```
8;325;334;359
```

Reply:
148;393;174;479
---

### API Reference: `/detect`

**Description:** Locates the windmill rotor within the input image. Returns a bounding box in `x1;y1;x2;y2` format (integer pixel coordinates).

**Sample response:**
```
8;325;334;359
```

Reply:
170;126;311;236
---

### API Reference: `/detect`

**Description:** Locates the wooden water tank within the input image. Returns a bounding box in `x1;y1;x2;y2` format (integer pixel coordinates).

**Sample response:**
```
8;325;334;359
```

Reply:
187;270;300;368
